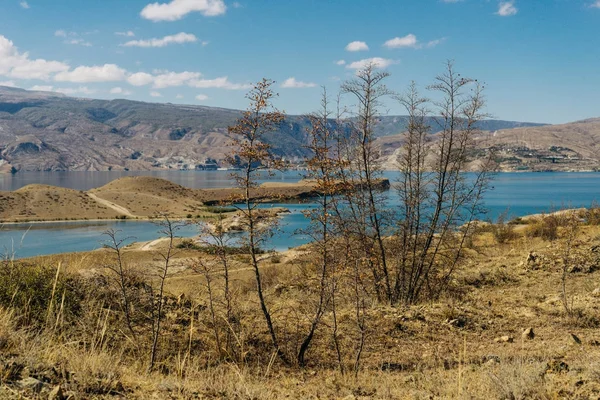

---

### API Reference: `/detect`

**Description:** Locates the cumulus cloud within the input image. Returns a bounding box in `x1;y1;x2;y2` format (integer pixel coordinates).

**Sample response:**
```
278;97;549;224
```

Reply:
122;32;197;48
152;71;201;88
345;41;369;52
195;94;208;101
0;80;16;87
346;57;398;70
19;1;30;9
188;76;251;90
54;30;67;37
383;34;418;49
110;87;133;95
115;31;135;37
336;59;346;65
497;1;518;16
54;64;127;83
141;0;226;21
281;77;317;88
150;91;162;97
0;35;70;80
127;72;154;86
54;86;95;95
29;85;54;91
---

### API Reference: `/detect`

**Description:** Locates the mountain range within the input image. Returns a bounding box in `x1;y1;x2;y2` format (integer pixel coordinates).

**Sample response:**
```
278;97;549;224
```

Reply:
2;85;594;173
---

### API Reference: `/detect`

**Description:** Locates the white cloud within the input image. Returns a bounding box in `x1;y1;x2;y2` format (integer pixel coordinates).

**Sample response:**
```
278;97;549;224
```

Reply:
125;70;201;88
0;35;70;80
115;31;135;37
29;85;54;91
123;32;197;48
346;57;398;70
54;64;127;83
54;30;67;37
497;1;518;16
345;41;369;52
590;0;600;7
195;94;208;101
152;71;201;88
127;72;154;86
110;87;132;95
426;38;446;48
19;1;30;9
54;86;95;95
176;94;184;99
281;77;317;88
232;2;242;7
141;0;227;21
336;59;346;65
150;91;162;97
188;76;251;90
0;80;16;87
383;34;445;50
383;34;418;49
201;40;209;46
65;38;92;47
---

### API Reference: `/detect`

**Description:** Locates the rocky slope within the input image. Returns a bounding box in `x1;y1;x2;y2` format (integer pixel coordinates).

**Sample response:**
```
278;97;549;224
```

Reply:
0;86;544;173
377;118;600;171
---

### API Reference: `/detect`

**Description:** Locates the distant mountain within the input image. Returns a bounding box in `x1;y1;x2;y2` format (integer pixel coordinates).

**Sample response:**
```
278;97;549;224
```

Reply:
0;86;547;172
377;118;600;171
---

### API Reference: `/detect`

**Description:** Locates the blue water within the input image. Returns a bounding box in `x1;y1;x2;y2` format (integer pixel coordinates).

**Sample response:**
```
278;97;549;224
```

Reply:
2;171;600;259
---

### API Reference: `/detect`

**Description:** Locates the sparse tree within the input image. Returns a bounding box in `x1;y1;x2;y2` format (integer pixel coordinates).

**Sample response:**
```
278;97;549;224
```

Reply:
227;79;288;364
340;63;394;303
392;61;495;304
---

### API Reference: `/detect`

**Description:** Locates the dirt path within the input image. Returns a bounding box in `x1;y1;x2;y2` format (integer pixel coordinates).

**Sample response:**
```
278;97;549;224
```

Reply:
140;238;168;251
87;193;136;218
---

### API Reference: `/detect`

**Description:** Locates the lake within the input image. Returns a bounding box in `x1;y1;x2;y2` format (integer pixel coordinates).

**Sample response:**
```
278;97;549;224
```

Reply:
2;171;600;259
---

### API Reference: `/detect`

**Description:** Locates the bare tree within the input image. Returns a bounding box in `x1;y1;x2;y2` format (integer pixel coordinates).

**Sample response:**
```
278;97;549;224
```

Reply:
296;87;338;366
227;79;288;364
341;63;394;303
102;229;136;339
149;214;184;371
393;61;495;304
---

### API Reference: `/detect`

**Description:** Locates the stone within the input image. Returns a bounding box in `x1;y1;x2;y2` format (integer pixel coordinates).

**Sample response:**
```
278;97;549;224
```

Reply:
17;377;45;393
546;359;569;374
494;335;514;343
48;385;66;400
522;327;535;340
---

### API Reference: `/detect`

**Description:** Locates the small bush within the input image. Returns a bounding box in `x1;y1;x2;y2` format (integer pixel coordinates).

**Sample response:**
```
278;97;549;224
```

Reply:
0;261;82;327
204;206;237;214
585;202;600;225
524;215;560;241
491;210;518;244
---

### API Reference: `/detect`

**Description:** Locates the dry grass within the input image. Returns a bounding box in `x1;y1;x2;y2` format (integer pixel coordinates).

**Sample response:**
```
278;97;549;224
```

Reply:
1;219;600;398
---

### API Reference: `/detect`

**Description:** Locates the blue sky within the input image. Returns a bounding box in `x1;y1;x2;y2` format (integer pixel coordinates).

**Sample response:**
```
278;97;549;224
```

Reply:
0;0;599;124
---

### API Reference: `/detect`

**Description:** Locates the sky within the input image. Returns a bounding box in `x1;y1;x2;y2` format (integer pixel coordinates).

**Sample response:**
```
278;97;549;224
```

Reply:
0;0;599;124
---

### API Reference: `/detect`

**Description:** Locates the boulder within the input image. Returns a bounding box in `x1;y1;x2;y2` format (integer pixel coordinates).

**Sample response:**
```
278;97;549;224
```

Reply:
522;327;535;340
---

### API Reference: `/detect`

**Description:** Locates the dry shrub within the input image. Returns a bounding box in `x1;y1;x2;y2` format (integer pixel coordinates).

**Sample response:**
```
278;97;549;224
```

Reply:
584;202;600;225
0;307;19;352
524;215;561;241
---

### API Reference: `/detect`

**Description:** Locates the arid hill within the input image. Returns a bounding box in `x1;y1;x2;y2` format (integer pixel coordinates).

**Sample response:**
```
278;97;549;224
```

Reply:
0;86;543;173
377;118;600;171
0;176;384;222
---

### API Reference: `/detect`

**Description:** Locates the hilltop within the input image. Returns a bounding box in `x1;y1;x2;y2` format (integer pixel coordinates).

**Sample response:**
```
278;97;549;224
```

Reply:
377;118;600;171
0;86;544;173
